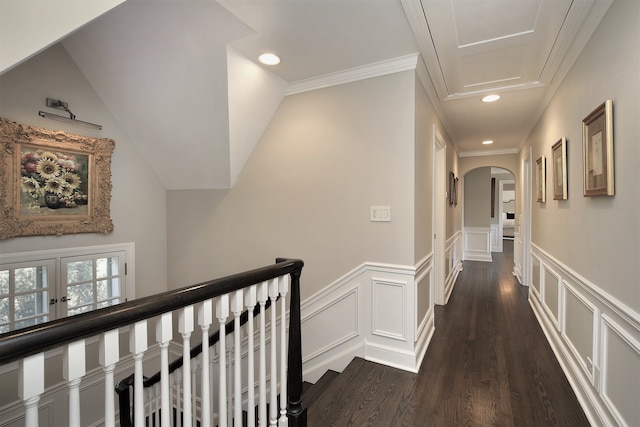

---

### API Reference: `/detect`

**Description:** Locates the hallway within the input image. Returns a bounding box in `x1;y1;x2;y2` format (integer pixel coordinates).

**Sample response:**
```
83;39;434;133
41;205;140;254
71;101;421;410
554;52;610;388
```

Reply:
307;240;589;426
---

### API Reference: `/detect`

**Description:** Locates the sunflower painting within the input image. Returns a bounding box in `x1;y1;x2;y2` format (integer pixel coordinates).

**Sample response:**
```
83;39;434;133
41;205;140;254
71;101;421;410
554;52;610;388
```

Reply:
19;147;89;214
0;117;115;239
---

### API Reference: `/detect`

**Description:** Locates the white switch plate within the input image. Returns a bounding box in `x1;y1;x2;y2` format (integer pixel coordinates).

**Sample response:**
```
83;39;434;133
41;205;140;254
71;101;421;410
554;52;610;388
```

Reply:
370;205;391;222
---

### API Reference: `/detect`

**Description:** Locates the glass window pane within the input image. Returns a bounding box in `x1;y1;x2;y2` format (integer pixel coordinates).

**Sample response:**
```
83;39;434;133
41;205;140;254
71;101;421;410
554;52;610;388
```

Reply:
0;270;8;295
0;297;8;323
0;325;8;334
97;279;120;301
68;306;92;316
14;292;48;320
67;260;93;284
15;267;37;292
67;283;94;307
96;257;119;278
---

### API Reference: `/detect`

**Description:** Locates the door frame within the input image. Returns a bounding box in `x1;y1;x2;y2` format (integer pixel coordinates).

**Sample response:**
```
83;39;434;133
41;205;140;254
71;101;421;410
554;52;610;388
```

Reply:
432;125;446;305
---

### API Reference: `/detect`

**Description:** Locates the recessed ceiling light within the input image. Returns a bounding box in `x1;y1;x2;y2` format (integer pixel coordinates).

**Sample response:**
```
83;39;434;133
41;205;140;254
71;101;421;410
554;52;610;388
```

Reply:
482;140;494;145
258;53;280;65
482;94;501;103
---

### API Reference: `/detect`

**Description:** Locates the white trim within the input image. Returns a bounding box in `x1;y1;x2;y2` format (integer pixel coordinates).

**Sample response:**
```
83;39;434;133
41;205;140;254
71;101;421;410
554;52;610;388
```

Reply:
458;149;519;158
301;287;360;363
529;244;640;426
463;227;492;262
371;278;407;341
561;280;599;386
531;243;640;331
285;54;418;95
600;314;640;427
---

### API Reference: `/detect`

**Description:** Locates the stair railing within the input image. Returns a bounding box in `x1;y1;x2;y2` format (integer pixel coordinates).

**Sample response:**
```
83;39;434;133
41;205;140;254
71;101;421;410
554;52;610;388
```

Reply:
0;257;306;427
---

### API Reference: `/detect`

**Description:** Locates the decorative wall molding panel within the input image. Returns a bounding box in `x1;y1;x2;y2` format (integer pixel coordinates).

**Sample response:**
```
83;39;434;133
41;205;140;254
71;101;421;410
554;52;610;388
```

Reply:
444;232;463;304
463;227;492;262
301;257;435;381
513;232;523;283
490;224;502;253
529;243;640;427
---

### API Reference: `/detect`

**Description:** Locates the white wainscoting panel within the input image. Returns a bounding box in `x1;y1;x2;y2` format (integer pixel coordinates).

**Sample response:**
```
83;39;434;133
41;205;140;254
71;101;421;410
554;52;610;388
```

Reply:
543;265;561;330
530;253;541;298
600;314;640;427
372;278;407;341
513;232;522;283
302;288;360;362
490;224;501;252
529;243;640;427
561;281;598;386
463;227;492;262
444;232;462;304
301;257;435;380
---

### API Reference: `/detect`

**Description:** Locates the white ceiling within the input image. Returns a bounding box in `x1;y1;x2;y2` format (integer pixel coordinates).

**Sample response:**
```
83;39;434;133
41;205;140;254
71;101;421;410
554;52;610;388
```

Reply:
1;0;613;188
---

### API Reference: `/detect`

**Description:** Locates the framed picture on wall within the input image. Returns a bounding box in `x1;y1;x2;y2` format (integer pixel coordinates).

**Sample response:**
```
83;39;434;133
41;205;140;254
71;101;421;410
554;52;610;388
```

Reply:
582;100;614;196
0;117;115;239
552;137;567;200
536;156;546;203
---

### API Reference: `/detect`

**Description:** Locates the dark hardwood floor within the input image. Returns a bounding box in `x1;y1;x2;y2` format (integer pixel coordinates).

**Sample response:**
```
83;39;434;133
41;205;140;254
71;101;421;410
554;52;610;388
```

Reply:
305;240;590;426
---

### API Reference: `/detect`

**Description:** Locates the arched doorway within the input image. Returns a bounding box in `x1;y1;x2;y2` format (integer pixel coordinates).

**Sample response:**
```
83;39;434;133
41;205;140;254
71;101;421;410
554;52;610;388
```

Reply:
461;166;516;263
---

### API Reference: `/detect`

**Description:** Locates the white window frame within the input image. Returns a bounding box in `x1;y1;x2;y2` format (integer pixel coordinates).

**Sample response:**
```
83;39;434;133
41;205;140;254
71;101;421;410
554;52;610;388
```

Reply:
0;243;135;333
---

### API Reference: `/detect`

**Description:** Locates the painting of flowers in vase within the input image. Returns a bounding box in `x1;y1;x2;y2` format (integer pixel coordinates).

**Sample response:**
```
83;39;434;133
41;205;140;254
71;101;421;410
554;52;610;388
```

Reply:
20;146;90;216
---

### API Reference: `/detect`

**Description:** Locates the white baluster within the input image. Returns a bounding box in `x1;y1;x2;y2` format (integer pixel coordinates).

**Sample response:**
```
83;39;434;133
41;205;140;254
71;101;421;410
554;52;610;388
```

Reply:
156;312;173;427
210;344;217;426
130;321;148;427
179;305;194;427
257;281;269;427
268;278;279;426
19;353;44;427
99;329;119;427
279;275;290;424
216;294;229;427
191;357;198;425
175;369;182;427
245;285;257;427
154;383;161;426
64;339;86;427
231;290;244;427
198;299;213;427
226;334;233;427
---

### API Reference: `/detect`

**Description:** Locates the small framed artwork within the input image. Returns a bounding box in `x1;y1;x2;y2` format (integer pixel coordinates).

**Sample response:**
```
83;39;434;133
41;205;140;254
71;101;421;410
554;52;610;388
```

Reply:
0;117;115;239
582;100;614;196
552;137;567;200
448;171;455;206
536;156;546;203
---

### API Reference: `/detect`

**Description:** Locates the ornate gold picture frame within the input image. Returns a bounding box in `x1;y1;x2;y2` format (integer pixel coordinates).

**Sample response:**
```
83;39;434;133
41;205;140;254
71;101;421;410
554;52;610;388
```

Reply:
0;117;115;239
582;100;614;196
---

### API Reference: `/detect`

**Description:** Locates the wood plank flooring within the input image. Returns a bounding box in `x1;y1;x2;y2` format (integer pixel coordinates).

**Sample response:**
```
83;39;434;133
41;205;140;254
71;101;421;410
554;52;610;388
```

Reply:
305;241;590;426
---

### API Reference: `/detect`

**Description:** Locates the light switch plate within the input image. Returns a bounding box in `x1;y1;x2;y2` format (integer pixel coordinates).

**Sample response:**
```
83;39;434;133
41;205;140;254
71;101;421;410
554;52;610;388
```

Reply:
370;206;391;222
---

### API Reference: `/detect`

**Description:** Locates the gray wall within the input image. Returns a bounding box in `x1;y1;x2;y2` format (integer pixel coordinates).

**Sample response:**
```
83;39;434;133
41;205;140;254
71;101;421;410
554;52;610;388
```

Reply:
0;44;168;298
167;71;422;299
463;168;491;228
524;0;639;311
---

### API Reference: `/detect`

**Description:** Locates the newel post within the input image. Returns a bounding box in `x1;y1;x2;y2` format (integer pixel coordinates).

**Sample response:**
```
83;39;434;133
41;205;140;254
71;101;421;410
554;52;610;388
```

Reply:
286;264;307;427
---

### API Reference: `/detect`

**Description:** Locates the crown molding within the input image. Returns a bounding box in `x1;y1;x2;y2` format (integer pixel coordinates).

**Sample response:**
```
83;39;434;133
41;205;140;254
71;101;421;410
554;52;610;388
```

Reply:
285;53;419;96
459;148;519;158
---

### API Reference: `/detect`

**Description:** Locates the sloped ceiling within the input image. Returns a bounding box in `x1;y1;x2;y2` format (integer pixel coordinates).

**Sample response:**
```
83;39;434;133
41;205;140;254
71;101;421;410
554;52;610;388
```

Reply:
1;0;613;188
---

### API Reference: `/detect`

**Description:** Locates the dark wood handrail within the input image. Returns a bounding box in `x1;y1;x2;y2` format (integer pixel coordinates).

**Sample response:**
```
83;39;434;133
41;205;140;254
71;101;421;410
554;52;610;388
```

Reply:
0;258;303;366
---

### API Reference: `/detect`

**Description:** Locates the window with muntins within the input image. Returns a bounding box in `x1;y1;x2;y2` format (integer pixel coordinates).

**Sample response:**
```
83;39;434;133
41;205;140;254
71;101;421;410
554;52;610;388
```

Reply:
0;243;134;333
